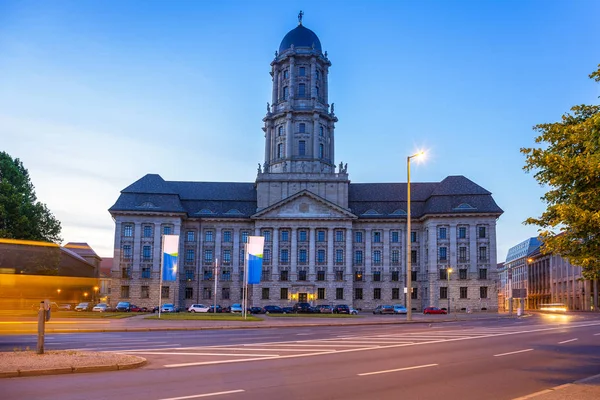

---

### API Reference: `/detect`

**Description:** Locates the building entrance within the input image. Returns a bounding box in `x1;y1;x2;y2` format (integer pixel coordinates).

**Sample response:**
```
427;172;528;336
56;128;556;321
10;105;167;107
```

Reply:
298;293;308;303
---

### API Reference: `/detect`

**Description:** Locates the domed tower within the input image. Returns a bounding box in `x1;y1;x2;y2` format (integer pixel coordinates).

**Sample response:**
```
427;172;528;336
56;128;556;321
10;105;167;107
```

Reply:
256;12;349;211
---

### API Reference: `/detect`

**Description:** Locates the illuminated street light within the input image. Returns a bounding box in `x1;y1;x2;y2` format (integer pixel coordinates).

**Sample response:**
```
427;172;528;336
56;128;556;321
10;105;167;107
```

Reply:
406;151;425;322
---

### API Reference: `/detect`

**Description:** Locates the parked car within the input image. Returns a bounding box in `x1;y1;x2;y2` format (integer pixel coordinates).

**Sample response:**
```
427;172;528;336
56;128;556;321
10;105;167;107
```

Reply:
332;304;350;314
208;305;222;313
115;301;131;312
393;305;408;314
161;303;176;313
318;305;333;314
249;307;264;314
58;303;73;311
282;307;294;314
263;305;284;314
129;305;148;312
350;307;359;315
188;304;210;313
373;305;395;314
230;303;243;313
293;302;312;313
92;303;109;312
423;307;447;315
75;302;92;312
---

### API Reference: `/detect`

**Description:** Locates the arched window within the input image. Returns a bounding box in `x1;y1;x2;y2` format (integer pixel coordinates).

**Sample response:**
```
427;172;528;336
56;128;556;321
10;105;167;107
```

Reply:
319;143;324;158
299;123;305;133
277;143;284;158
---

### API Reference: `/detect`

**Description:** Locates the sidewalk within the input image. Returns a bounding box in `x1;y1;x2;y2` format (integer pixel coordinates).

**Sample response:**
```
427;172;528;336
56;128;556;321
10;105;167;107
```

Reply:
513;374;600;400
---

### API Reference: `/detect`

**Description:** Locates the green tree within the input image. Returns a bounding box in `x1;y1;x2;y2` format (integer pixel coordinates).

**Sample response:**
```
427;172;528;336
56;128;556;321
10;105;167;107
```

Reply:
0;152;62;243
521;65;600;282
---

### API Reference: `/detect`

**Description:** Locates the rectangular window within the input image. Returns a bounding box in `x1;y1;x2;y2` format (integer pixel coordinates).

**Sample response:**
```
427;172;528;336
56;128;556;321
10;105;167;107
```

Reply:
299;66;306;76
391;271;399;281
335;230;344;242
299;123;306;133
185;249;195;263
223;249;231;264
262;288;270;300
354;270;363;282
479;269;488;280
459;246;467;262
142;267;151;279
317;288;325;300
261;268;271;281
438;227;447;239
479;247;487;261
120;285;130;298
280;249;289;264
223;230;232;243
317;270;325;281
298;83;306;97
204;249;213;263
478;227;486;238
203;288;212;300
317;230;325;242
459;268;467;279
373;250;382;264
280;288;288;300
280;270;289;281
121;267;131;279
460;287;468;299
373;231;381;243
392;288;400;300
185;269;194;281
411;271;417;282
411;250;417;264
221;287;230;300
141;286;149;298
263;249;270;264
185;287;193;299
411;287;418;300
298;270;307;281
143;226;152;238
480;286;488;299
391;231;399;243
298;249;307;263
299;230;307;242
281;230;289;242
161;286;170;298
283;86;289;100
458;226;467;239
123;245;132;259
186;231;195;242
355;231;363;243
241;231;249;243
335;270;344;281
440;287;448;299
391;250;400;264
373;288;381;300
123;224;133;237
439;269;448;280
411;232;417;243
163;226;171;235
373;270;381;282
299;140;306;156
354;250;363;265
205;231;213;242
317;249;326;263
354;288;363;300
439;247;447;261
143;245;151;260
203;269;213;280
262;230;271;242
336;249;344;263
336;288;344;300
222;270;231;281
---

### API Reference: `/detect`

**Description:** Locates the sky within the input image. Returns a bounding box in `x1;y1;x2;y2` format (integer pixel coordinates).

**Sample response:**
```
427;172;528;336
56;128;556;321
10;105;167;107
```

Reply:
1;0;599;260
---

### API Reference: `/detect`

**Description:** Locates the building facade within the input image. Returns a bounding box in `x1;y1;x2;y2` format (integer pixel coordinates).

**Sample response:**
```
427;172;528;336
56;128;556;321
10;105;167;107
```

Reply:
109;17;503;312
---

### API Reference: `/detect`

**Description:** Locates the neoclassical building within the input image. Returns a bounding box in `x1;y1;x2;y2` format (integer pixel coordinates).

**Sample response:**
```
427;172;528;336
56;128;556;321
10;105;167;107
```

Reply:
109;16;503;312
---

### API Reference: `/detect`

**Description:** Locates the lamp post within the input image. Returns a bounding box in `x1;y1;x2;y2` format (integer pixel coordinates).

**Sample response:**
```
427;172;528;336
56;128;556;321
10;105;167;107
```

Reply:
447;268;453;314
406;151;425;322
93;286;99;303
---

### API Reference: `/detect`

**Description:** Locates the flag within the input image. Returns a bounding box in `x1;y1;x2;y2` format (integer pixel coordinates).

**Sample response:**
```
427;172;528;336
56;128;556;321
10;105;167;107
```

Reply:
162;235;179;281
246;236;264;284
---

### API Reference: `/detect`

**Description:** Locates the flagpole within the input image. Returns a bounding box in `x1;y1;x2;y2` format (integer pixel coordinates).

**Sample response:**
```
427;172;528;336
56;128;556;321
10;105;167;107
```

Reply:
243;243;248;320
213;258;218;316
158;235;163;319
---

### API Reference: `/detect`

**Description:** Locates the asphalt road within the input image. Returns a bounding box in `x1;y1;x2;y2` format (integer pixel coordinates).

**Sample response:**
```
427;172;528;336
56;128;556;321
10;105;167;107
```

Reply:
2;314;600;400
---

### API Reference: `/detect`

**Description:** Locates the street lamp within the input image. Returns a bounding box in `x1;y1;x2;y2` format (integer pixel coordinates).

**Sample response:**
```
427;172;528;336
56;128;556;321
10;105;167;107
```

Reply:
406;151;425;322
447;268;453;314
93;286;99;303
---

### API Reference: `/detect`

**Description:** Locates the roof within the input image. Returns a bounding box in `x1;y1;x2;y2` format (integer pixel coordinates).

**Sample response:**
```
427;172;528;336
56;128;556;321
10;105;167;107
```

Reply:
110;174;502;220
505;237;541;263
279;24;322;53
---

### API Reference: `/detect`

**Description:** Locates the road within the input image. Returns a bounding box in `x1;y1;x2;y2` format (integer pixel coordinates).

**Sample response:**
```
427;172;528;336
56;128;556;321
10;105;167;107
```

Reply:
2;313;600;400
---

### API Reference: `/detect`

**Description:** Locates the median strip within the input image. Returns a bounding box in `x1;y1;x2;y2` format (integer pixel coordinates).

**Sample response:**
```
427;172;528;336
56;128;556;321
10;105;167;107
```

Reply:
494;349;533;357
358;363;438;376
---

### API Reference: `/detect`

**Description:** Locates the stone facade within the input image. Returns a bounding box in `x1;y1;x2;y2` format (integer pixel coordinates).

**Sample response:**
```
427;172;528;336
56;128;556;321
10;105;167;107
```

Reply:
109;18;503;312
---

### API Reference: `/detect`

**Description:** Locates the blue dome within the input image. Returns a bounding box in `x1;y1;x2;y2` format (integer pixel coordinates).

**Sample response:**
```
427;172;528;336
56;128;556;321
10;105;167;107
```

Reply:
279;25;322;53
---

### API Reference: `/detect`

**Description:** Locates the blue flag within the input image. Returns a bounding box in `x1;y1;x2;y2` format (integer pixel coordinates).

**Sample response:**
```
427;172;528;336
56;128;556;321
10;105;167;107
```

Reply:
246;236;264;284
162;235;179;281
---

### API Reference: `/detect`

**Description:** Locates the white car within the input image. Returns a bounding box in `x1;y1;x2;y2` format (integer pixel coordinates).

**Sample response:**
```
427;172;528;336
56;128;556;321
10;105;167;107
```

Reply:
393;304;408;314
92;303;108;312
230;303;243;313
350;308;359;315
188;304;210;313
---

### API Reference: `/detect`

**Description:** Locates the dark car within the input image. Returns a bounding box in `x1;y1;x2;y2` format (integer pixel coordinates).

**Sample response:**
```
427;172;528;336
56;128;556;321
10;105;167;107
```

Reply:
249;307;264;314
208;305;222;313
263;305;284;314
318;305;333;314
282;307;294;314
373;305;395;315
424;307;447;315
115;301;131;312
293;302;312;313
129;305;148;312
333;304;350;314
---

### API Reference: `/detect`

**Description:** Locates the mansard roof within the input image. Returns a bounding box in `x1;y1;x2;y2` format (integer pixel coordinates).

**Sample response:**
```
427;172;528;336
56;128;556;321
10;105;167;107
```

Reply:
110;174;502;219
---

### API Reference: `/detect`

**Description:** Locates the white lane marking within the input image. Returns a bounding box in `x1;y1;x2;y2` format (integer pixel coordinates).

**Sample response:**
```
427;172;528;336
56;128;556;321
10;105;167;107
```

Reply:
165;351;336;368
558;338;578;344
257;343;373;348
358;363;438;376
319;339;413;344
494;349;534;357
121;351;279;357
159;389;245;400
594;333;600;336
296;333;313;336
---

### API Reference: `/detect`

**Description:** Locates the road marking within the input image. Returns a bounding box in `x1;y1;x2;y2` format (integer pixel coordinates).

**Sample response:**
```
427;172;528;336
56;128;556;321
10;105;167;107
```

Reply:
558;338;578;344
159;389;245;399
594;333;600;336
358;363;438;376
494;349;534;357
122;351;280;357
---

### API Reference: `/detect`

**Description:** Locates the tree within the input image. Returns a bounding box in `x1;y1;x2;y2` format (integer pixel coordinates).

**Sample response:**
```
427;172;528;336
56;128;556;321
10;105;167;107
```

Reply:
0;152;62;243
521;64;600;309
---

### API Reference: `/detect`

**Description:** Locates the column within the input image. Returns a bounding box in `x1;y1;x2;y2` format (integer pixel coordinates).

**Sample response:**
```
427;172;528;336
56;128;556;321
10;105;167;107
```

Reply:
469;225;477;273
383;229;390;275
286;113;293;164
313;113;320;161
310;57;317;98
309;227;316;278
272;227;279;279
153;222;162;272
272;66;278;104
264;122;272;166
289;57;296;99
328;228;335;272
291;228;297;279
132;223;142;272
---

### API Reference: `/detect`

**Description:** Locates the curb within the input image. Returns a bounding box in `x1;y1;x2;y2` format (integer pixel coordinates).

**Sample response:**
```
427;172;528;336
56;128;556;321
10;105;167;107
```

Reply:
0;357;146;379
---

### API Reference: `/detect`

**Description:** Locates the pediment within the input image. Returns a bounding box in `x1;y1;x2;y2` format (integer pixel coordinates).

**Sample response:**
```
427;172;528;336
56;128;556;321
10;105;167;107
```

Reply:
253;191;356;220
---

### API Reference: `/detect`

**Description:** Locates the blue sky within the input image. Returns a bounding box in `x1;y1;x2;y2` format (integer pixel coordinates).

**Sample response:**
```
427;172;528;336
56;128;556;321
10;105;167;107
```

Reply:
1;0;599;259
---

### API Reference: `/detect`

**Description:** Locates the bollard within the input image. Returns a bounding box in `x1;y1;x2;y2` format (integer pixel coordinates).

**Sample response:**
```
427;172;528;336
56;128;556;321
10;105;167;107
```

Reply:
37;301;45;354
